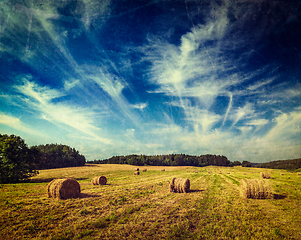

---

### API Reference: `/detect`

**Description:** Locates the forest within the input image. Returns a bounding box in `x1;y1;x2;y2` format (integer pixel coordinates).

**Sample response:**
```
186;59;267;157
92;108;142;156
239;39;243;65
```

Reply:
88;153;234;167
89;155;301;171
256;158;301;171
34;144;86;169
0;134;85;183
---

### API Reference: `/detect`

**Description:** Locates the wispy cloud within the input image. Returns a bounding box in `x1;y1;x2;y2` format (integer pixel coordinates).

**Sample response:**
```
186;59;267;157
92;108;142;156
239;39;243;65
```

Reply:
136;0;301;161
230;103;255;127
1;0;300;161
131;103;148;110
14;77;112;144
264;109;301;142
0;112;43;136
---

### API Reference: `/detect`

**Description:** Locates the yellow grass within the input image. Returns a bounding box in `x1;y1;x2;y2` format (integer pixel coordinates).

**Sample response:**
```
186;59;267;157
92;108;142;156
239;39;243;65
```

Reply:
0;164;300;239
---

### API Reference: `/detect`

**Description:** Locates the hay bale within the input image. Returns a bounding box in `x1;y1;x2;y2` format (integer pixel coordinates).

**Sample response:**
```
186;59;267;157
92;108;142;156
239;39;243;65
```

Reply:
170;177;190;193
135;168;139;171
92;176;107;185
142;169;147;172
260;172;271;179
134;171;140;175
161;169;165;171
47;178;80;200
240;179;272;199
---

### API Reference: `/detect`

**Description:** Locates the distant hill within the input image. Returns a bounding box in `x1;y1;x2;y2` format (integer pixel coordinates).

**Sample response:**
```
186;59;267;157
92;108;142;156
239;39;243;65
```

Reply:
256;158;301;171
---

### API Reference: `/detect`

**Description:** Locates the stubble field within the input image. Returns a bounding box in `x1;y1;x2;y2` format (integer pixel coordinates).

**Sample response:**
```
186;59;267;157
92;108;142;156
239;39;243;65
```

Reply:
0;164;300;239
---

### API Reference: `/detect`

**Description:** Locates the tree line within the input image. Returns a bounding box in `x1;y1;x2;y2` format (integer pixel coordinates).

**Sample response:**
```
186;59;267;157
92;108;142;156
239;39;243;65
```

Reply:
34;144;86;169
89;153;236;167
0;134;85;183
256;158;301;171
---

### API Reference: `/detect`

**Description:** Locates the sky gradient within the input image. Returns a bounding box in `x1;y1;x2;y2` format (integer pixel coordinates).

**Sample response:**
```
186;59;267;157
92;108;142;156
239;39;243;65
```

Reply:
1;0;301;162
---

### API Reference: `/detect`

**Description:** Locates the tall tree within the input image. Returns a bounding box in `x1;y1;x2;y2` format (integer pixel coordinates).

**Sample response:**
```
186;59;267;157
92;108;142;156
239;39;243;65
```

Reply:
242;160;252;167
34;144;86;169
0;134;39;183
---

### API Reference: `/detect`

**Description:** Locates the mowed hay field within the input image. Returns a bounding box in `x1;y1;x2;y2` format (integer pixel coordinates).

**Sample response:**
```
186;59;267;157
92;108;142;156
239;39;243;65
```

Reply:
1;165;301;239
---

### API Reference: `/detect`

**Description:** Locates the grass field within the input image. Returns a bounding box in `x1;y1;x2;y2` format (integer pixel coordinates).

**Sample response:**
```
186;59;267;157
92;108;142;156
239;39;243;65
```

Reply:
1;164;301;239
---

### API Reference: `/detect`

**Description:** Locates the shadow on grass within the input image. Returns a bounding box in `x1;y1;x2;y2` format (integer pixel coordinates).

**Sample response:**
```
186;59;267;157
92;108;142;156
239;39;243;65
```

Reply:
84;164;102;167
48;193;101;200
29;177;89;183
273;194;287;199
27;178;54;183
79;193;102;198
189;189;205;193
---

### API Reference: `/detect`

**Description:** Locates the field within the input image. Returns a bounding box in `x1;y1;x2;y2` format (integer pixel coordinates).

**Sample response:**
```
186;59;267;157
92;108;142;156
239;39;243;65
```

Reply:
0;164;301;239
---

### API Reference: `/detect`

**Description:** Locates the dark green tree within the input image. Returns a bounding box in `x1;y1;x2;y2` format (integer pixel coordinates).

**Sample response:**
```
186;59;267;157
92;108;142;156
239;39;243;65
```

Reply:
242;160;252;167
0;134;39;183
232;161;241;166
34;144;86;169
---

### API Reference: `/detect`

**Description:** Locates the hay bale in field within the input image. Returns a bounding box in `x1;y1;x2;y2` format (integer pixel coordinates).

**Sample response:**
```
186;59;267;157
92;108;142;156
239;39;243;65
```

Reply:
135;168;139;171
240;179;272;199
195;171;198;173
170;177;190;193
134;171;140;175
280;173;284;175
92;176;107;185
47;178;80;200
161;169;165;171
142;169;147;172
260;172;271;179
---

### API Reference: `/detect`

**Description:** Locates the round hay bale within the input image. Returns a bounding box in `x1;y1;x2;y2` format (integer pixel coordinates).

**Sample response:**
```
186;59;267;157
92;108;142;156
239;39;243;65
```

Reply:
170;177;190;193
92;176;107;185
142;169;147;172
170;177;176;192
161;169;165;171
47;178;80;200
260;172;271;179
240;179;272;199
134;171;140;175
135;168;139;171
240;179;251;198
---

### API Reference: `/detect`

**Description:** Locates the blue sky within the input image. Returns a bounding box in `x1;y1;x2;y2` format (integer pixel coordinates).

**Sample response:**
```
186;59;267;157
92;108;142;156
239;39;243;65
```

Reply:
1;0;301;162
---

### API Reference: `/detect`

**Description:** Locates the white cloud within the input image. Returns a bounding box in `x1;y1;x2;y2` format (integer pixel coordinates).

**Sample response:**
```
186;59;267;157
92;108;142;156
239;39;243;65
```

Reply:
247;78;275;91
132;103;148;110
14;78;112;144
264;110;301;142
246;119;269;126
89;73;125;100
0;112;43;136
185;107;221;134
230;103;255;127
